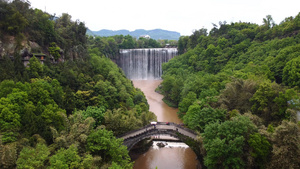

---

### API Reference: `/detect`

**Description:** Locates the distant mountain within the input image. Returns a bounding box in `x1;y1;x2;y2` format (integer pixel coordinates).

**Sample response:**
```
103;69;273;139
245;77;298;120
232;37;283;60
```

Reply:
86;29;95;36
87;29;181;40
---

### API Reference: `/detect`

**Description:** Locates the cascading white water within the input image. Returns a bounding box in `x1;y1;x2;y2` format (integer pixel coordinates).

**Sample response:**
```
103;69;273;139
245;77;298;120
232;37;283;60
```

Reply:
118;48;177;80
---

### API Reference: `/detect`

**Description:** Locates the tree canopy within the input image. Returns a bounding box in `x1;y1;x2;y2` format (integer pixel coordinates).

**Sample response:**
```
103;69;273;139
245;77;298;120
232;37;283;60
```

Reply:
0;1;156;168
159;13;300;168
0;0;299;168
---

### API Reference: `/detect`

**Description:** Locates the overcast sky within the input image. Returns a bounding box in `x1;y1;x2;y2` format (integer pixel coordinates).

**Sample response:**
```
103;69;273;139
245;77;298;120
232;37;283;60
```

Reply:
28;0;300;36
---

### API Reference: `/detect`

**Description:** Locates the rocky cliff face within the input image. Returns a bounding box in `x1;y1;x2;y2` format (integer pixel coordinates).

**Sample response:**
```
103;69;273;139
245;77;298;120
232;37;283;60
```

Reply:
0;34;88;63
0;36;44;58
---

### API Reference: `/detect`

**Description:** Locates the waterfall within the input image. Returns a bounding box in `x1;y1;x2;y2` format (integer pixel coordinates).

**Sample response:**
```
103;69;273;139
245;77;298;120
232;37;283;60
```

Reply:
118;48;177;80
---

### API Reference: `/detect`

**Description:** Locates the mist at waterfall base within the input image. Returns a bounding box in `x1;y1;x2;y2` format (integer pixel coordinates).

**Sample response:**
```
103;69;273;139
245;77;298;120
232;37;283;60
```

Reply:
118;48;177;80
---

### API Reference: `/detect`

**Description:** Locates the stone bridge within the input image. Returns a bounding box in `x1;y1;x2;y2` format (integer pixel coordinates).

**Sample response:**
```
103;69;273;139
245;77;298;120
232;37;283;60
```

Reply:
118;122;197;150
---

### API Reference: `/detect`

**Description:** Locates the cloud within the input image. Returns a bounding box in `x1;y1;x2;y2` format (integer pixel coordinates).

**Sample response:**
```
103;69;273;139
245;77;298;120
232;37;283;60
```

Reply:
29;0;300;36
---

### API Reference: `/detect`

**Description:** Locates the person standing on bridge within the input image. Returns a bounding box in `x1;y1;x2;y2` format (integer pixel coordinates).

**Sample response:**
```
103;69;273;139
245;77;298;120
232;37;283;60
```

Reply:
151;121;157;129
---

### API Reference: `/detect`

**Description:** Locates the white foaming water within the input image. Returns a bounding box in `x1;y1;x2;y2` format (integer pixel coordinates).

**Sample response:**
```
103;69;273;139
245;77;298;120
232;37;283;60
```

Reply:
118;48;178;80
152;141;189;150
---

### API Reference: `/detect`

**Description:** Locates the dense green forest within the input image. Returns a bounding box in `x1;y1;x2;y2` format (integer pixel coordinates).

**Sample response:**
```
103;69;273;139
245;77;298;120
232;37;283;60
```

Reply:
1;0;299;169
159;14;300;168
0;0;156;168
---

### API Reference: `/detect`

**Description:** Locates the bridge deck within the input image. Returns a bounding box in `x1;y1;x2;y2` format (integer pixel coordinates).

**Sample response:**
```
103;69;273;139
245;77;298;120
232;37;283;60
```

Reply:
118;122;197;150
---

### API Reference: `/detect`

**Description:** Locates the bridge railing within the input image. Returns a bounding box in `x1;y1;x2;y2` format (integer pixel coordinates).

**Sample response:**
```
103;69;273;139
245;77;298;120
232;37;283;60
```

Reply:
123;129;180;150
117;124;153;138
166;122;198;135
123;128;178;143
117;122;197;140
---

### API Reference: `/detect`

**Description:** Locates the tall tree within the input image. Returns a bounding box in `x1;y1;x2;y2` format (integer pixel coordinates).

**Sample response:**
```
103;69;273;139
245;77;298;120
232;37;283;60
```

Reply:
203;116;257;169
87;129;133;168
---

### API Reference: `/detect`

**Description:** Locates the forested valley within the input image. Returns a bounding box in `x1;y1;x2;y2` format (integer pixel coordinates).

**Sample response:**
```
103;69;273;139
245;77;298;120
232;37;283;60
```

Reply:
0;0;299;169
0;0;157;168
159;14;300;168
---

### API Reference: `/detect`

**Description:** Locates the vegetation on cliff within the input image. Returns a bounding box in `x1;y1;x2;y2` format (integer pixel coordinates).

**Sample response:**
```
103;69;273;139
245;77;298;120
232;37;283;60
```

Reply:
0;0;87;61
0;0;156;168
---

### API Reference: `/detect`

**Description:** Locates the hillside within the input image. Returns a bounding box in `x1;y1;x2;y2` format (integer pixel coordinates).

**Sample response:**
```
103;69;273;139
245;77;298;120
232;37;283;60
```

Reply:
0;1;156;168
0;0;299;168
159;13;300;168
88;28;181;40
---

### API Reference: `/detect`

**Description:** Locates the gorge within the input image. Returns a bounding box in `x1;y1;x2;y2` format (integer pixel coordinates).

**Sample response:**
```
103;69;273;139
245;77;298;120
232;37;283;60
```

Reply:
2;1;299;168
116;48;198;169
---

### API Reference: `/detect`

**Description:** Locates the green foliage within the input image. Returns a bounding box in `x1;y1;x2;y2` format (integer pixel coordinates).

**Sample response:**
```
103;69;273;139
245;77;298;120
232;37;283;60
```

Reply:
250;82;297;123
248;133;271;168
0;56;15;81
50;111;95;152
183;101;226;132
1;1;300;168
16;143;50;169
188;28;208;49
0;79;65;143
120;35;136;49
163;19;300;168
267;124;274;133
28;9;56;46
161;14;300;126
251;82;276;113
136;37;161;48
108;162;123;169
49;42;61;61
1;46;151;168
48;144;91;169
283;56;300;87
54;13;87;58
87;129;133;168
266;121;300;169
81;106;105;126
218;79;257;113
178;91;197;117
161;74;184;106
203;116;257;169
0;1;155;168
178;36;189;54
104;108;143;135
267;43;300;83
1;0;88;59
87;33;167;60
1;132;18;144
0;2;28;36
0;96;22;143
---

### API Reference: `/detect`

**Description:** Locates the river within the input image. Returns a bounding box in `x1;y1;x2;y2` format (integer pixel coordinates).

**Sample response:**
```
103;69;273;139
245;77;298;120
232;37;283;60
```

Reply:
132;80;198;169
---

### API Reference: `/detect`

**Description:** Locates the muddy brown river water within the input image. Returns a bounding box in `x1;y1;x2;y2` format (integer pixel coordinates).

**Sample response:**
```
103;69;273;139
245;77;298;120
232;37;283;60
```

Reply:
132;80;198;169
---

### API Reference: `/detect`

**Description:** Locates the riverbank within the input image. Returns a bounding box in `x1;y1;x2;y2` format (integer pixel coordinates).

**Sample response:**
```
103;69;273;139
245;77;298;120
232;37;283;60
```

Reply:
155;83;178;108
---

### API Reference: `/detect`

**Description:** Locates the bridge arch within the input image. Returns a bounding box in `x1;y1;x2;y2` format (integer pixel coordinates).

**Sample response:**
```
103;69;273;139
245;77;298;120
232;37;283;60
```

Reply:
118;122;197;150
